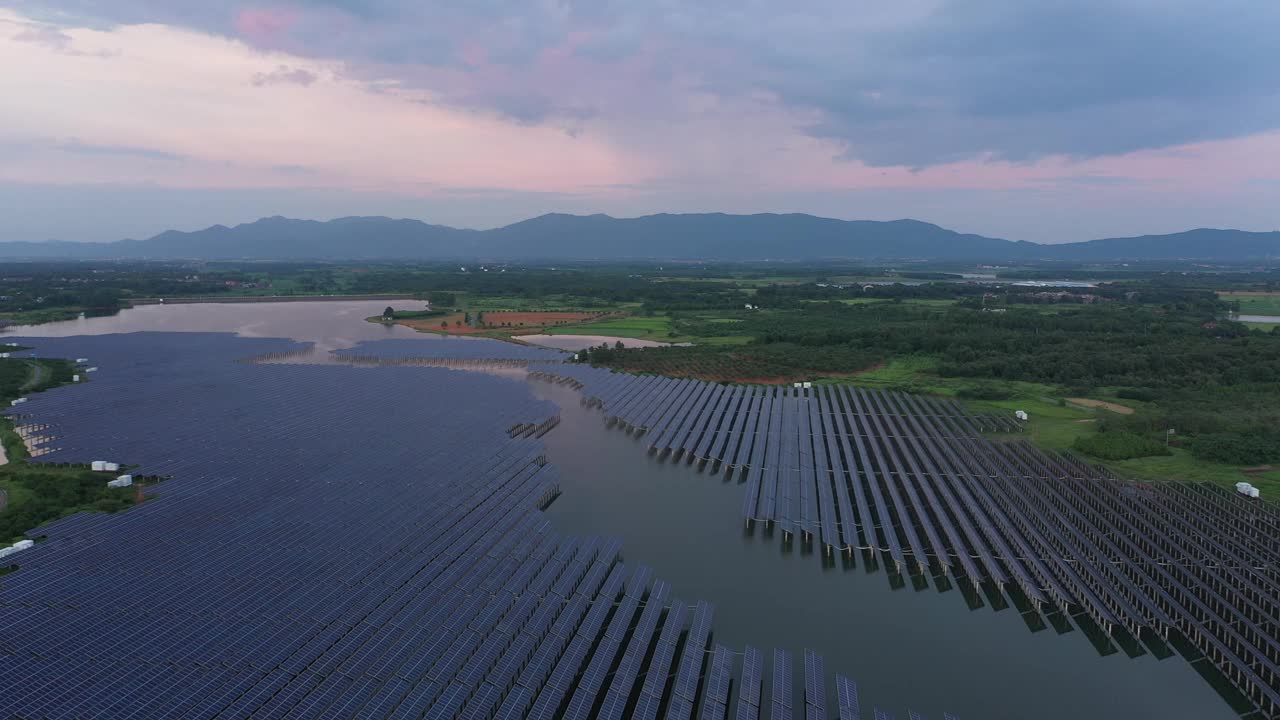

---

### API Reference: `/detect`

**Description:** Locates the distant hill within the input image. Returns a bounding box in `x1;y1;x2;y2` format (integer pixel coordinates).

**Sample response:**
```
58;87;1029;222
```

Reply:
0;213;1276;261
1036;228;1280;261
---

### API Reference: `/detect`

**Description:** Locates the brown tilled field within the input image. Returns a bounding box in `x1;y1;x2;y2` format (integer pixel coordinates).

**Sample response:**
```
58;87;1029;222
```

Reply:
398;311;610;336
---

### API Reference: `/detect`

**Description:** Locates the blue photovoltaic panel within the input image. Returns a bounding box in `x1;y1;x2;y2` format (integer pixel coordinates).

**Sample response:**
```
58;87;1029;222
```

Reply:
770;648;794;720
5;331;1188;720
803;649;825;712
836;674;860;720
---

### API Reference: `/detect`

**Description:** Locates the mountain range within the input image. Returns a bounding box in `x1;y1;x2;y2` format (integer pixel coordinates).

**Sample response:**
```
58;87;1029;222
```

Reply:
1;213;1276;262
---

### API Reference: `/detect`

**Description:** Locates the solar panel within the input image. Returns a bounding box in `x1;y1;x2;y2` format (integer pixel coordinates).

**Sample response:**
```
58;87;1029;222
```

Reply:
802;649;825;713
10;332;1270;720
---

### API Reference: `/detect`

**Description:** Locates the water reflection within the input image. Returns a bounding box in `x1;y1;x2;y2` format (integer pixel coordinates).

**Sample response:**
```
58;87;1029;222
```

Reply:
3;299;495;355
532;380;1243;720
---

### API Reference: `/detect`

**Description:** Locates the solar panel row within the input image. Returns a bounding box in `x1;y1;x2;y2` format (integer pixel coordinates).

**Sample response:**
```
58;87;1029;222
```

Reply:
1;334;964;719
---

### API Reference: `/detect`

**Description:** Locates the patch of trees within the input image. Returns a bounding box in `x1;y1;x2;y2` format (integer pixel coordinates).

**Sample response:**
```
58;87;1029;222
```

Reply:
611;302;1280;394
956;383;1015;400
0;360;32;399
0;469;134;542
1114;387;1158;402
0;358;76;400
1073;431;1172;461
0;262;252;319
1096;385;1280;465
1191;431;1280;465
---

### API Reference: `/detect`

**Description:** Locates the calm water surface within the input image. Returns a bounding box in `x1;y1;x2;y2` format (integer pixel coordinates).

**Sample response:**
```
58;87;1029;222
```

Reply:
4;300;1244;719
6;299;453;353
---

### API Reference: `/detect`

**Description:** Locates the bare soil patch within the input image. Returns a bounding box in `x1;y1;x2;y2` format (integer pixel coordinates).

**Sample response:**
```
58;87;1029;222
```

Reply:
1067;398;1135;414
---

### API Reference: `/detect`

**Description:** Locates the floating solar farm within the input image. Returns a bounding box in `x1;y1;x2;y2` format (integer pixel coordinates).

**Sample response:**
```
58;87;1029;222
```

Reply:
530;364;1280;719
0;333;959;720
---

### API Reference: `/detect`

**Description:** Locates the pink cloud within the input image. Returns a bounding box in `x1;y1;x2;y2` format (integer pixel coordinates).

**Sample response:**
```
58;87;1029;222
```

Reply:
14;25;73;52
251;64;317;87
234;8;297;45
457;41;488;68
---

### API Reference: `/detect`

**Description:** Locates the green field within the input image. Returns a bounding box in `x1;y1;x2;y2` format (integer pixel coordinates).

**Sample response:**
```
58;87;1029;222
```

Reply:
548;315;675;338
546;315;700;344
1111;450;1280;496
454;293;634;312
543;313;752;346
1223;293;1280;315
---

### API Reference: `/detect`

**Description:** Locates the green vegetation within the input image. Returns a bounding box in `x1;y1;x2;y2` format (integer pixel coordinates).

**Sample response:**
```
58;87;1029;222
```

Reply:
547;315;680;340
1222;293;1280;315
1072;431;1172;461
0;356;139;546
1112;451;1280;496
561;277;1280;496
0;356;78;398
1;418;28;464
0;465;134;544
1190;431;1280;464
379;307;447;321
0;307;92;325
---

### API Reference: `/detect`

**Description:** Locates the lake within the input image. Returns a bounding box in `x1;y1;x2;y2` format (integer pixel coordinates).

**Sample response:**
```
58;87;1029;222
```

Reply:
1;299;1245;719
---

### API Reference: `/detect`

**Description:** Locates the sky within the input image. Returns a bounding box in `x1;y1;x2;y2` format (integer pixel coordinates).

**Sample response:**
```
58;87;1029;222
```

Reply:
1;1;1278;244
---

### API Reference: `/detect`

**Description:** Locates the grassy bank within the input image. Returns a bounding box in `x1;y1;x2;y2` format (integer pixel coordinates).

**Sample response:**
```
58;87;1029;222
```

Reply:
547;314;677;339
840;356;1276;497
1;461;136;544
0;357;141;546
0;306;89;326
1220;292;1280;315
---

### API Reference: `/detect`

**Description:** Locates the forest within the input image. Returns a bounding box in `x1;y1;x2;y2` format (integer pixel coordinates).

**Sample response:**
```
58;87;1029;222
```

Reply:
0;468;134;544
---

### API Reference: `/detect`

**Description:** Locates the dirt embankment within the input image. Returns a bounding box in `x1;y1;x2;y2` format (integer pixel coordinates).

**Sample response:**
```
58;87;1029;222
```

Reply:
1066;398;1134;414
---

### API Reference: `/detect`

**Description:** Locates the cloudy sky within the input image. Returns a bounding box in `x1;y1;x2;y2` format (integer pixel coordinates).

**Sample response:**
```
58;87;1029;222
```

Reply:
2;1;1278;243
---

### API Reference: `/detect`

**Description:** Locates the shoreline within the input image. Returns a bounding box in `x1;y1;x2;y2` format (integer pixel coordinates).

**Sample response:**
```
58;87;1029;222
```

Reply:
130;294;417;306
